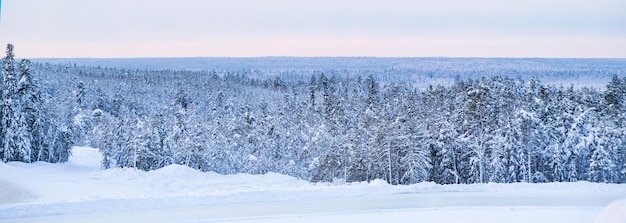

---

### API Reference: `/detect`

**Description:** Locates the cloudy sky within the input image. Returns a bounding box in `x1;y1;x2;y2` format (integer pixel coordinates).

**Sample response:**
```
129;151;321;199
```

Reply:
0;0;624;58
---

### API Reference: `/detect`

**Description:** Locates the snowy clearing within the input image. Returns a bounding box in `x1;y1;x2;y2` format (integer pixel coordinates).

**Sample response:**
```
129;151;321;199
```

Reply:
1;147;625;223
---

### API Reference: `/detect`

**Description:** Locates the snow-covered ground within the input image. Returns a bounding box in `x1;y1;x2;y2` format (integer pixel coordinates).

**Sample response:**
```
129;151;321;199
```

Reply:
1;147;625;223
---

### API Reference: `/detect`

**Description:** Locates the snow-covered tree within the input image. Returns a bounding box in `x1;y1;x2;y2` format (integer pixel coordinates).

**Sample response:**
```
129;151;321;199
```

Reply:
589;128;619;183
9;52;625;185
1;44;32;162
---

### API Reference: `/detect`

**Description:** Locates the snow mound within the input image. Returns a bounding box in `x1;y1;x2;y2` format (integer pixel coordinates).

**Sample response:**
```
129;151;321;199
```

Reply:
150;164;204;177
368;179;390;186
594;200;626;223
93;167;144;182
0;179;36;204
68;146;101;169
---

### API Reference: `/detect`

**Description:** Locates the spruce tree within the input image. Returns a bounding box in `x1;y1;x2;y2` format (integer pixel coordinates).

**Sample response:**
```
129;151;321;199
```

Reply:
2;44;21;162
17;59;47;162
76;81;85;109
0;44;15;162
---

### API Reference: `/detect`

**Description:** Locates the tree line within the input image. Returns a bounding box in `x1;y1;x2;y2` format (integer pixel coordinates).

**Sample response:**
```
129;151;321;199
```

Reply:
4;43;626;184
66;66;626;185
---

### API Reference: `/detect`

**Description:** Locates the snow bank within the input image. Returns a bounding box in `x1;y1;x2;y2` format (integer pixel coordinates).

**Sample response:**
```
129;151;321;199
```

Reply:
0;179;36;205
150;164;201;176
1;147;626;221
594;200;626;223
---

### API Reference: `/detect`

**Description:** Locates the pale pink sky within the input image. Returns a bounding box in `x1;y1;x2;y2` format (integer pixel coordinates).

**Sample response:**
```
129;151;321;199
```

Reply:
1;0;625;58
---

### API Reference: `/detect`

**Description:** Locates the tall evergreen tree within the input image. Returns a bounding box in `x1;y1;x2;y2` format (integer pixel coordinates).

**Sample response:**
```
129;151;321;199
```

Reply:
17;59;45;162
2;44;26;162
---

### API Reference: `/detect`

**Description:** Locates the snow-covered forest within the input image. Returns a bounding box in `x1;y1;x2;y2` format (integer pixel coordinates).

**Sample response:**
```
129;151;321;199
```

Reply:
4;44;626;184
0;44;72;164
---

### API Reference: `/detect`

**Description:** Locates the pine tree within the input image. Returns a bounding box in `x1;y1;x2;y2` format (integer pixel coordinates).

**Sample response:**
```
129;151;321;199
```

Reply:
309;75;317;109
461;80;493;183
139;112;172;170
94;87;110;112
0;44;15;162
93;109;117;168
52;124;73;163
76;81;85;110
1;44;30;162
17;59;46;162
589;128;619;183
165;89;198;168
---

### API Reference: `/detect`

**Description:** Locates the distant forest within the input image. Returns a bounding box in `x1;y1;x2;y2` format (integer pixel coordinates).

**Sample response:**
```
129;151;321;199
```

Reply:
3;44;626;184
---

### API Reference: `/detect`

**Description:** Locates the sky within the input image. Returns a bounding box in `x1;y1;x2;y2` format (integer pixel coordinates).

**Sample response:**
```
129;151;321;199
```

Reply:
0;0;624;58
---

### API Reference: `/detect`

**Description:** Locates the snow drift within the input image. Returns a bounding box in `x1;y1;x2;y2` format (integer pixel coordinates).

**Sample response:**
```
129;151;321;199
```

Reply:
1;147;625;223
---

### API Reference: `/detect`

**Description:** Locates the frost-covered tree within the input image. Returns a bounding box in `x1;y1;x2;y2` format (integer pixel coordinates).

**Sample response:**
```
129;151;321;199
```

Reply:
51;125;73;163
16;54;626;185
93;109;118;169
17;59;46;162
137;112;172;170
589;128;619;183
460;79;494;183
2;44;32;162
76;81;85;110
0;44;16;162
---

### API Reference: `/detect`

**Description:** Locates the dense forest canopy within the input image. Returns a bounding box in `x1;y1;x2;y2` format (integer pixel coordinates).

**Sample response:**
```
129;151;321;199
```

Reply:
4;44;626;184
0;44;72;163
35;57;625;89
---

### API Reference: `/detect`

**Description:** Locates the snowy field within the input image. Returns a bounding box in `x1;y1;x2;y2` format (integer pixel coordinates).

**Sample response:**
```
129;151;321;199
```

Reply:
1;147;625;223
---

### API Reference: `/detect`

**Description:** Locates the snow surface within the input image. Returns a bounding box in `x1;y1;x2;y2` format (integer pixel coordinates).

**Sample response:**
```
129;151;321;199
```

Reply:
1;147;626;223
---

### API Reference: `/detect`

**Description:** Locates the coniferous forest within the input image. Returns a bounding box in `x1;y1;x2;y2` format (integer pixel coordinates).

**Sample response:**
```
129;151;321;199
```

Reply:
0;44;72;163
3;44;626;184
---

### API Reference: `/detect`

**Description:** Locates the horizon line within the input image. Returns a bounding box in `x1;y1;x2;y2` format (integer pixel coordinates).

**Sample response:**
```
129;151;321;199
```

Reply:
28;56;626;60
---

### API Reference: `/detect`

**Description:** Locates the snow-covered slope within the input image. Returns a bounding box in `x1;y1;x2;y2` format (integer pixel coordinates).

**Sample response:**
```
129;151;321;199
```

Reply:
1;147;625;223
